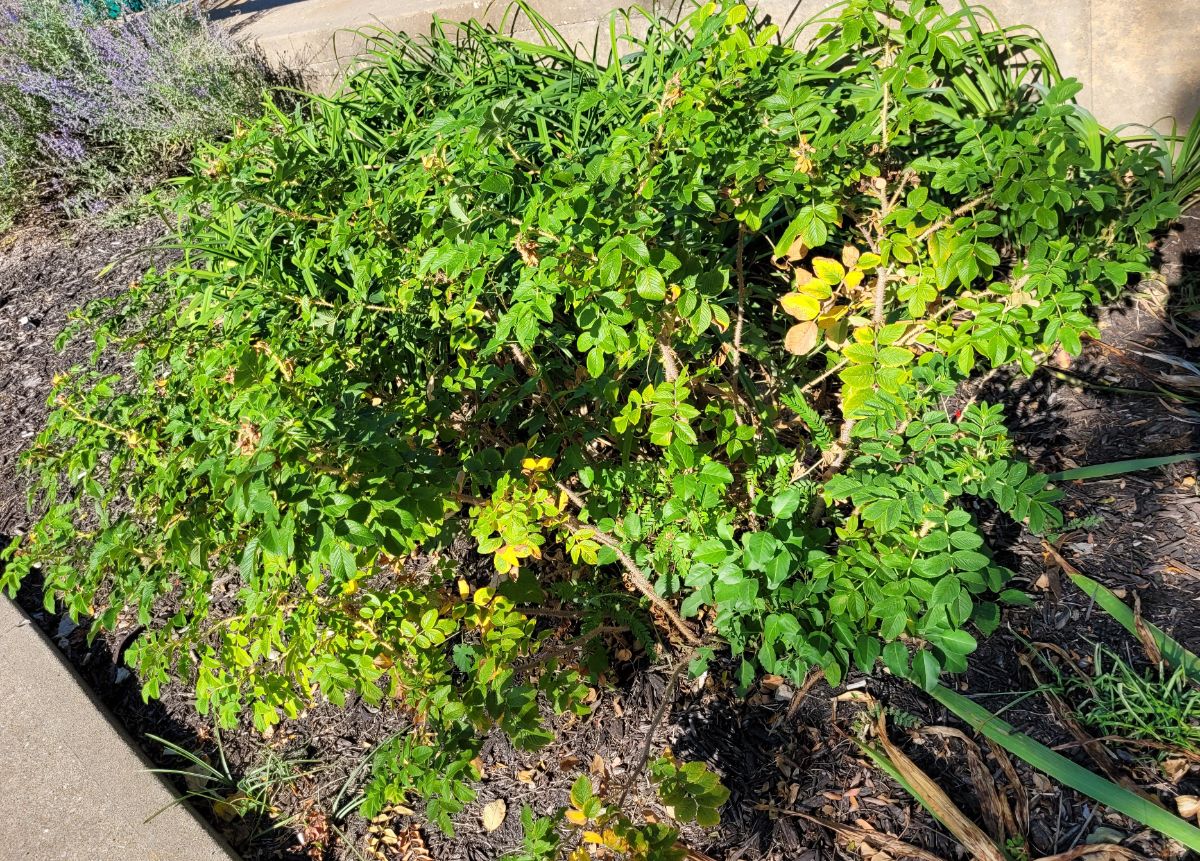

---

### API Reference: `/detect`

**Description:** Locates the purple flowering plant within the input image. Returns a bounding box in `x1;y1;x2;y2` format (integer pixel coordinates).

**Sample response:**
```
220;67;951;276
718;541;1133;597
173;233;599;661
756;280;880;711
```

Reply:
0;0;270;224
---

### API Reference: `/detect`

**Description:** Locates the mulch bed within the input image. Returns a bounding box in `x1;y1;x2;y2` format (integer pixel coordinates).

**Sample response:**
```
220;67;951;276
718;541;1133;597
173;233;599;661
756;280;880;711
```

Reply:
1;211;1198;861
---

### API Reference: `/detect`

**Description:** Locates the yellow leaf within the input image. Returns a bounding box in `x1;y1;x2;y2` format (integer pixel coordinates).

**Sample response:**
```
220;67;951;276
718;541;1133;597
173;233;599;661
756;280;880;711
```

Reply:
583;831;606;844
565;809;589;826
858;251;882;270
811;256;846;285
341;579;359;596
818;304;849;324
841;244;861;268
797;279;833;301
213;793;245;822
473;587;494;607
458;578;470;598
784;321;820;355
521;456;554;473
843;268;865;290
779;292;821;321
481;799;507;832
495;545;519;572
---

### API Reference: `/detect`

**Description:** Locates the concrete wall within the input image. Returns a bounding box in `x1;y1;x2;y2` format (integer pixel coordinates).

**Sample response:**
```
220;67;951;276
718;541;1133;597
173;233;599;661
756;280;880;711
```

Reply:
212;0;1200;130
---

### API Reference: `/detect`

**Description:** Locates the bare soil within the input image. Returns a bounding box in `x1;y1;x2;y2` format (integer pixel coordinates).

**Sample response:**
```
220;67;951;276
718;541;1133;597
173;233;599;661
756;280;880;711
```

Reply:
1;213;1198;861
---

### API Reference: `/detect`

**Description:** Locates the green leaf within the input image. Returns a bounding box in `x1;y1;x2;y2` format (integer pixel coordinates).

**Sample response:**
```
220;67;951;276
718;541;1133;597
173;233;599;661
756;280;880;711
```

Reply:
636;268;666;301
621;235;650;267
883;641;910;676
911;651;940;690
930;683;1200;852
1048;452;1200;482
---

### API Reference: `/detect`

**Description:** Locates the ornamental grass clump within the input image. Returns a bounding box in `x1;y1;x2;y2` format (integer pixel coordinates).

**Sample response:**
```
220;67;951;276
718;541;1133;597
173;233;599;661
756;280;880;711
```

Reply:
1;0;1183;841
0;0;270;224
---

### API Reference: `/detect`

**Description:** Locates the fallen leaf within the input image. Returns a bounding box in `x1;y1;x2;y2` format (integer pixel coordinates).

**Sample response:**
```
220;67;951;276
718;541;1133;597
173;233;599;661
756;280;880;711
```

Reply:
1178;795;1199;820
482;798;507;832
1162;756;1190;783
761;674;785;691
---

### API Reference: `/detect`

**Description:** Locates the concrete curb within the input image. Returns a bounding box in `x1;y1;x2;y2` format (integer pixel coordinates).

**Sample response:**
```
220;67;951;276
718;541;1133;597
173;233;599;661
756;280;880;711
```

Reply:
0;597;239;861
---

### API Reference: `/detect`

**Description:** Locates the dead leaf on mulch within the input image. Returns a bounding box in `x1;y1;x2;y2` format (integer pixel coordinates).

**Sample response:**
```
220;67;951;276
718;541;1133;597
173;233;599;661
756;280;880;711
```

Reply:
387;824;435;861
918;726;1024;849
1178;795;1200;821
776;809;949;861
1035;846;1151;861
872;713;1008;861
481;798;507;832
1162;757;1192;783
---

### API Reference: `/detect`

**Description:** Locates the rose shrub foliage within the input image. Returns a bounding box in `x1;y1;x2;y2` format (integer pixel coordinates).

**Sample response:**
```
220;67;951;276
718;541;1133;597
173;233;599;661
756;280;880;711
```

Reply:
2;0;1179;825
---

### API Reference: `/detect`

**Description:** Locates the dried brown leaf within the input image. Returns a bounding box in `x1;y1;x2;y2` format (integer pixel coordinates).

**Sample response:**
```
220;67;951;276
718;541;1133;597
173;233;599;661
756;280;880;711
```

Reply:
985;738;1029;837
481;799;507;832
784;321;820;355
1034;844;1149;861
1132;593;1164;666
1178;795;1200;820
919;726;1012;845
395;824;434;861
874;714;1007;861
787;809;949;861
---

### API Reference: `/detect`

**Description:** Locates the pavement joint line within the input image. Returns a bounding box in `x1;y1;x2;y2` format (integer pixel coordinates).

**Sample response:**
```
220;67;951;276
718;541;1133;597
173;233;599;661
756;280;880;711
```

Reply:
0;597;239;861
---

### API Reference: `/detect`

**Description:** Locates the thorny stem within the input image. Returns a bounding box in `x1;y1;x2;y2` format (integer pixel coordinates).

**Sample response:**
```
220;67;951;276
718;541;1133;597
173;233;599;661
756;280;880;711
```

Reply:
616;647;697;808
915;195;989;244
561;517;701;646
555;482;702;646
732;223;748;370
282;294;400;314
879;45;893;151
461;483;702;646
871;179;893;328
248;197;331;223
511;624;628;672
659;336;680;383
55;396;149;451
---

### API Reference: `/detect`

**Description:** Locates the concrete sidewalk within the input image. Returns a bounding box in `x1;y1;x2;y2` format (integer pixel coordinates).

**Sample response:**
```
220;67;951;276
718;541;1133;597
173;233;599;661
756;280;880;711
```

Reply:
0;598;238;861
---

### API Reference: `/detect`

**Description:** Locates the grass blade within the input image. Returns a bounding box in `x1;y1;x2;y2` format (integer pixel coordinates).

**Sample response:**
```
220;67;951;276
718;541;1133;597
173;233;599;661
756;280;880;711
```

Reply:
929;683;1200;852
1048;452;1200;482
1067;570;1200;684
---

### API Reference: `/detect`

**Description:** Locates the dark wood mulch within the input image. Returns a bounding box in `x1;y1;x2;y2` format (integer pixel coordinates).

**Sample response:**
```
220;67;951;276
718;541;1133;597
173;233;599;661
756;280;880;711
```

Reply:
1;211;1198;861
